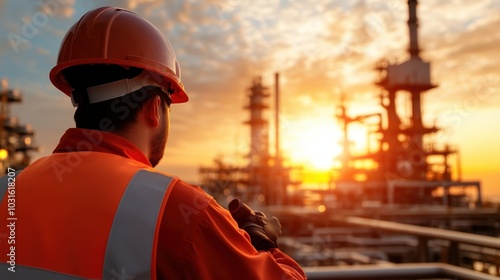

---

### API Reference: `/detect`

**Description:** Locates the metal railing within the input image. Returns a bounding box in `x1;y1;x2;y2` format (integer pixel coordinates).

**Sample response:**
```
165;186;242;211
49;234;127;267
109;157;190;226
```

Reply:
319;215;500;277
277;210;500;278
331;215;500;248
304;263;500;280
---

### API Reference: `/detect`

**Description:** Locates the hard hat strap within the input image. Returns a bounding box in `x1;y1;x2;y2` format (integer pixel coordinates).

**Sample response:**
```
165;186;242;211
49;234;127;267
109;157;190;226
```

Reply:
71;72;165;107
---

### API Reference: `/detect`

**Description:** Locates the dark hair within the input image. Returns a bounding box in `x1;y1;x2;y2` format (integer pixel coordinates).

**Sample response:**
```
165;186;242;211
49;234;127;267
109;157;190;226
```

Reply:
63;65;170;132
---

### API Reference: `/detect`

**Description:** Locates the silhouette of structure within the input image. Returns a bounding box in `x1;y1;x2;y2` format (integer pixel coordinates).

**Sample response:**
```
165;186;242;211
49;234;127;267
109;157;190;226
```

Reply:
333;0;481;207
199;75;301;206
0;78;38;173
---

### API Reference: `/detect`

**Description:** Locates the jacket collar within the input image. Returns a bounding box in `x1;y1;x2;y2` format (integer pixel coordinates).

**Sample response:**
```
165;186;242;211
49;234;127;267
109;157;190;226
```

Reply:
53;128;152;167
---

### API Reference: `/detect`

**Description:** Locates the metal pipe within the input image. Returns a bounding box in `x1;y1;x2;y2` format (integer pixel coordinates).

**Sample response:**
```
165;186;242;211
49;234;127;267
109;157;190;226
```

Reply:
408;0;420;59
275;72;282;205
275;72;280;163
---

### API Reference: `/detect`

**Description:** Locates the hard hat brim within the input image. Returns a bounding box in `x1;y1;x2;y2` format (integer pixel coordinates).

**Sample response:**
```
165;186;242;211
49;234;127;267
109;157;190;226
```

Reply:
50;58;188;104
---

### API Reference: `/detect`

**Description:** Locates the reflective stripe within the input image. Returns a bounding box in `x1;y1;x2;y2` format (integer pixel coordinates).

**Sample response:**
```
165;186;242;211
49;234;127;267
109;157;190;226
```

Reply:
102;170;173;280
0;264;85;279
0;170;22;202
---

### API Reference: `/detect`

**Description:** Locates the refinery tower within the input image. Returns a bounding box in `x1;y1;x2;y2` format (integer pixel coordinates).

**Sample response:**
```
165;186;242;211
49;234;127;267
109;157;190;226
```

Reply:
334;0;481;207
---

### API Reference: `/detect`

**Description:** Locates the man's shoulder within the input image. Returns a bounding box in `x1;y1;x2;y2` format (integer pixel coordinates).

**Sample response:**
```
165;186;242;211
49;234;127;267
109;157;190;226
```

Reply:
144;168;212;202
171;178;213;203
150;175;213;215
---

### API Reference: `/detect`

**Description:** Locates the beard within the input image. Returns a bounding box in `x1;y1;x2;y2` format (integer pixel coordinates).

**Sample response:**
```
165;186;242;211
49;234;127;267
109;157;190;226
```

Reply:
149;113;168;167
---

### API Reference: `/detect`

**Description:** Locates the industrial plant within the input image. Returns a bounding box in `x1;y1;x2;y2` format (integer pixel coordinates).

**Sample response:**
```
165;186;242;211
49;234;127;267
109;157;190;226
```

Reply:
0;79;38;173
199;0;500;279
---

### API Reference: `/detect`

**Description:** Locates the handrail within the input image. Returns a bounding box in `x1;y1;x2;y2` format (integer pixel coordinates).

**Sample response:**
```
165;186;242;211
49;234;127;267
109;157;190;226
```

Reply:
304;263;499;280
332;215;500;249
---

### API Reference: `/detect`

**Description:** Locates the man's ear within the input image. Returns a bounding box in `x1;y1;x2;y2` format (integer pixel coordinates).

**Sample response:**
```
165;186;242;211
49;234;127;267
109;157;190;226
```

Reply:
143;95;162;127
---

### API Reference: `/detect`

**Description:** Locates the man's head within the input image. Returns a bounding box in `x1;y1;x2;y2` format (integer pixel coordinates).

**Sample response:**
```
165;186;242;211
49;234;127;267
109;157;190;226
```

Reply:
49;7;188;166
63;64;171;166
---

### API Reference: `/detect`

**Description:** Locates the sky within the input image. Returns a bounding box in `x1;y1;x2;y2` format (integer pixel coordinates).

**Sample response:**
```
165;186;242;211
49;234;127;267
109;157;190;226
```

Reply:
0;0;499;198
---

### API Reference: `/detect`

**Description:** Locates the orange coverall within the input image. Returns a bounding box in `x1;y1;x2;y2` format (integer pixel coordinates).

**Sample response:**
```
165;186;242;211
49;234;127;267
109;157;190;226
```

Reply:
0;128;306;279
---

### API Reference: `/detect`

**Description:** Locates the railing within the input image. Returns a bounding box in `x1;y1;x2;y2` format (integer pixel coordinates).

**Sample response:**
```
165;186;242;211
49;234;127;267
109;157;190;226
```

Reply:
304;263;500;280
281;214;500;278
317;215;500;278
331;215;500;260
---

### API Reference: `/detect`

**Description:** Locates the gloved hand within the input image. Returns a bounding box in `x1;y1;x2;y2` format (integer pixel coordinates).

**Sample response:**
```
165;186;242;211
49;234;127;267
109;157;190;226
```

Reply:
228;199;283;251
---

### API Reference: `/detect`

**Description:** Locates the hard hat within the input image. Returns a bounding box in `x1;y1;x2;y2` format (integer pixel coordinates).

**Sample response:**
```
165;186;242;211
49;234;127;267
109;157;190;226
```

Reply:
49;6;188;104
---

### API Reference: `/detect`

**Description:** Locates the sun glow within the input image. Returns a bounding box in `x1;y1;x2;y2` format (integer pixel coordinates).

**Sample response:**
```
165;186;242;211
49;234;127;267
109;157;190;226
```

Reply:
281;116;343;172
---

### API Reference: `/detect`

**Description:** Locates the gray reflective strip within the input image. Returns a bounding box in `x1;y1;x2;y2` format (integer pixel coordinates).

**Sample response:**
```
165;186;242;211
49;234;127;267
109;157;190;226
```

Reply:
102;170;173;280
0;263;85;279
0;170;22;202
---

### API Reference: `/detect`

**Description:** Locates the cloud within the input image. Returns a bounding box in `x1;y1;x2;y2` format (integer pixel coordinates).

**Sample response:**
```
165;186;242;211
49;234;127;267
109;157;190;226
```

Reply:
0;39;11;56
37;0;76;19
138;0;500;176
36;46;50;56
0;0;5;15
420;8;500;110
1;0;500;184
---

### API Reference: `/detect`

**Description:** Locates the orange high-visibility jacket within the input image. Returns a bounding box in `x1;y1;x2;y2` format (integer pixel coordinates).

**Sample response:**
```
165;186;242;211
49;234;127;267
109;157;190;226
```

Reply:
0;128;306;279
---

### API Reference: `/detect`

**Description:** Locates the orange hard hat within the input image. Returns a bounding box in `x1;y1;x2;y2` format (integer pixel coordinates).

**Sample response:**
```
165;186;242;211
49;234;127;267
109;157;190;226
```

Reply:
49;6;188;104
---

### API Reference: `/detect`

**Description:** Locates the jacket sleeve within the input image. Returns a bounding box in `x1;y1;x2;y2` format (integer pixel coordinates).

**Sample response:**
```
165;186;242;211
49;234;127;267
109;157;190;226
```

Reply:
156;181;306;280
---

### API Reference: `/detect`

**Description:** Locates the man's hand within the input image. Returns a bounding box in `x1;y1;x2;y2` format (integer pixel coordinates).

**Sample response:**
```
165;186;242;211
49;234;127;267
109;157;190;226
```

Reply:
229;199;283;251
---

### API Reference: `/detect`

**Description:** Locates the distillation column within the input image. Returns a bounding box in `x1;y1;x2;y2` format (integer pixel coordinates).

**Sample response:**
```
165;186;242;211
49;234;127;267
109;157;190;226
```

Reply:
244;77;270;203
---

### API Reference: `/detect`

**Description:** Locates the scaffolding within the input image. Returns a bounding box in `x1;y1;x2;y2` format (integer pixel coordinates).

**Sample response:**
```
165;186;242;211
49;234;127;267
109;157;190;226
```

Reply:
0;78;38;173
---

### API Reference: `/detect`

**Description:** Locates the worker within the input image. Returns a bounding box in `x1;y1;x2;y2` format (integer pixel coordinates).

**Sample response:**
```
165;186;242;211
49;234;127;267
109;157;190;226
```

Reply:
0;6;306;280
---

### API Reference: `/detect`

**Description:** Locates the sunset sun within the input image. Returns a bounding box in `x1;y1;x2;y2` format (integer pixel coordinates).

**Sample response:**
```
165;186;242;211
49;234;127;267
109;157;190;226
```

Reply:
281;116;343;172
